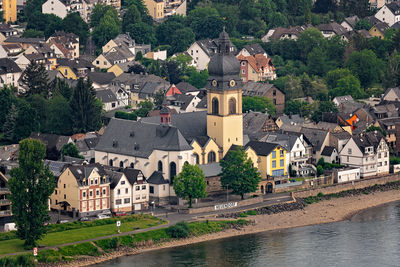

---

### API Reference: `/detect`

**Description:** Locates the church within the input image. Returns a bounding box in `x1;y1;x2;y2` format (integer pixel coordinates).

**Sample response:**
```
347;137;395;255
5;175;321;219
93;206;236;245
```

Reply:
95;30;275;205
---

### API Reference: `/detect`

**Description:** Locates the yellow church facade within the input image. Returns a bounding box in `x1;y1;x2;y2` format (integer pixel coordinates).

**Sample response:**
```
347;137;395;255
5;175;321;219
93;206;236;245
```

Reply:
3;0;17;23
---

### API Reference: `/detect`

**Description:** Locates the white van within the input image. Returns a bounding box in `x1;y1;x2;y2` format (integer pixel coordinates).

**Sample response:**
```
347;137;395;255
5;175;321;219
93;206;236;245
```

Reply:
4;223;16;232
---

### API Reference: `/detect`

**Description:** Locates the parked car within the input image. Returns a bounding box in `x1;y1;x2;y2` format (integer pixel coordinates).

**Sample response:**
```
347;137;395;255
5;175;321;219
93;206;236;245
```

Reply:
78;217;90;222
113;211;128;217
57;220;69;224
97;214;111;219
102;210;112;216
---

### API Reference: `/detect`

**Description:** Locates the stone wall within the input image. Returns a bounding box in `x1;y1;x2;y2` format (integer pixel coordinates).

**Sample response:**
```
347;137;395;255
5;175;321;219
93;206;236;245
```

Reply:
293;173;400;198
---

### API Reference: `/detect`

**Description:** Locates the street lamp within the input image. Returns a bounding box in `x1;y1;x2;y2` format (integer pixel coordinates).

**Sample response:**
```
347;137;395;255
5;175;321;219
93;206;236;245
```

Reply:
151;201;155;212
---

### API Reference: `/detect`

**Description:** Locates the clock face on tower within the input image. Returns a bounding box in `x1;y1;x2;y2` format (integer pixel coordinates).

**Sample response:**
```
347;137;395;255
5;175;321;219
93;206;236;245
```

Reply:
230;80;236;87
212;80;218;87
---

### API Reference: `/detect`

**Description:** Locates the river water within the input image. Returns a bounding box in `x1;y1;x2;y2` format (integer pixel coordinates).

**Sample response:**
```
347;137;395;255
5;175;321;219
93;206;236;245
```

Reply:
96;201;400;267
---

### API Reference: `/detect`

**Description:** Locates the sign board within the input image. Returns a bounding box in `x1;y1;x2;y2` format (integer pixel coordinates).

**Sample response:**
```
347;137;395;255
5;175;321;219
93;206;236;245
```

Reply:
214;202;238;211
33;247;38;257
116;220;121;227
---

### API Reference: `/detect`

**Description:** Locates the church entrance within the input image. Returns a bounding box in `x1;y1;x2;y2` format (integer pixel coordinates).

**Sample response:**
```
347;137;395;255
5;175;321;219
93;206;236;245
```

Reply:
266;183;273;193
261;185;264;194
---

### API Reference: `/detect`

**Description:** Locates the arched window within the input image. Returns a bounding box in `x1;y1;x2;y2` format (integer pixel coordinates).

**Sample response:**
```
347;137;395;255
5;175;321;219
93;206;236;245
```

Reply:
212;97;219;115
208;151;216;163
109;159;113;166
119;161;124;168
158;161;163;172
193;153;199;165
184;161;189;166
130;163;134;168
229;98;236;114
169;162;176;184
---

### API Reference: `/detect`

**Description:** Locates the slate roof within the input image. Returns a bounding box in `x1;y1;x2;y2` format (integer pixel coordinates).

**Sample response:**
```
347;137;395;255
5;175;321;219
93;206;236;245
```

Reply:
386;1;400;15
198;162;221;177
353;131;384;154
57;58;93;70
46;70;62;81
139;82;167;98
264;133;299;151
96;89;117;103
318;22;348;35
383;87;400;100
196;97;207;109
0;58;21;74
122;168;145;185
29;132;70;151
321;146;336;156
106;170;125;189
44;160;69;178
242;43;266;55
88;72;115;85
67;163;108;186
331;131;351;140
392;21;400;30
343;15;359;28
147;171;168;184
243;112;273;135
141;111;207;142
242;82;279;97
365;16;382;26
245;141;279;156
373;22;390;34
169;94;195;111
278;114;305;126
268;25;311;40
175;81;199;93
96;118;192;158
300;127;329;152
333;95;354;105
5;37;44;44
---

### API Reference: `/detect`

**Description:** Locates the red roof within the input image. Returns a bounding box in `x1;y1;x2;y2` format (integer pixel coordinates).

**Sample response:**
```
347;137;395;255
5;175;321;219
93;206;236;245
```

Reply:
165;84;182;96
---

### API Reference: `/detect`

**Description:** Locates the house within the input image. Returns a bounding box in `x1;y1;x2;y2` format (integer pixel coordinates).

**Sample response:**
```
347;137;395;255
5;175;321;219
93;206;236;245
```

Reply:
375;2;400;26
330;131;352;153
237;43;267;57
0;24;18;44
327;167;361;183
92;48;134;70
56;58;94;79
164;0;186;17
243;112;278;139
0;171;11;220
107;61;136;77
375;117;400;148
96;89;120;111
29;132;73;160
333;95;355;107
175;81;204;96
147;171;169;205
321;146;338;164
0;58;21;88
186;38;236;70
42;0;91;21
261;25;312;42
144;0;164;20
3;0;17;22
3;37;44;50
318;22;348;39
50;164;111;217
167;93;202;113
145;50;167;61
47;31;79;59
198;162;224;196
370;0;388;9
73;133;99;163
102;34;151;56
371;103;398;119
300;127;330;163
245;141;289;187
369;22;390;39
237;54;277;82
340;131;389;177
87;71;115;89
341;15;359;32
242;82;285;114
275;114;306;129
107;168;148;213
383;87;400;101
2;43;22;57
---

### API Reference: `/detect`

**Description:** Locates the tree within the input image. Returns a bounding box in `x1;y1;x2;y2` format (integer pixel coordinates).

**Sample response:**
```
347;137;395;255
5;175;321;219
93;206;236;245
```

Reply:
62;12;89;45
366;125;386;136
122;4;142;32
330;75;364;99
50;78;73;100
317;165;323;176
126;22;156;46
128;63;147;74
2;104;17;142
8;139;55;248
311;101;338;122
60;143;84;159
173;164;207;208
242;96;276;115
307;48;327;76
70;78;102;133
22;29;44;38
340;0;370;17
354;19;372;31
0;86;16;128
92;7;121;47
136;100;154;117
313;0;337;13
13;99;39;143
384;52;400;88
169;28;195;55
47;95;73;135
153;90;165;109
20;61;50;98
220;146;261;199
325;68;352;89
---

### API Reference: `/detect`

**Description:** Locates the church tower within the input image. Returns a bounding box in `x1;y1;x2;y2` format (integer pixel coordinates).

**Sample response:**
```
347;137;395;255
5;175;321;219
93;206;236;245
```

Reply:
206;30;243;157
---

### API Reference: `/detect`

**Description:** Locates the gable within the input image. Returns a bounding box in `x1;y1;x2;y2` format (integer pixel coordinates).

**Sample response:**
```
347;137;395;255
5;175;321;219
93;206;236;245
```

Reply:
341;138;362;156
59;167;79;187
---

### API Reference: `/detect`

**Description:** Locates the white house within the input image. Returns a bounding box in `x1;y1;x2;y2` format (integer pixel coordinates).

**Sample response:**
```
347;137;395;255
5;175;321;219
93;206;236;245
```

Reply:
42;0;89;20
375;2;400;26
341;15;359;32
0;58;22;89
339;131;389;177
321;146;338;164
332;167;361;183
186;40;214;71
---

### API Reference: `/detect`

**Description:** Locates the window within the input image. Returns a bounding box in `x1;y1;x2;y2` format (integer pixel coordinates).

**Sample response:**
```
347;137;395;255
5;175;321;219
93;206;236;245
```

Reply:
229;98;236;114
280;150;284;157
120;161;123;168
124;198;130;204
125;188;128;194
82;192;86;197
208;151;216;163
272;160;276;168
136;195;140;200
56;200;58;205
150;186;154;194
170;162;177;183
109;159;113;166
55;190;57;195
89;191;93;197
385;161;388;166
242;69;245;74
272;151;276;159
142;185;146;190
142;195;146;199
193;153;199;164
297;144;299;148
91;180;93;185
64;194;66;199
95;179;98;185
280;159;284;167
273;90;276;96
118;189;121;195
378;153;381;159
103;189;106;195
116;199;122;205
64;184;66;188
348;148;352;155
385;152;388;157
163;185;166;191
136;186;140;191
96;190;99;196
212;98;219;115
273;99;277;105
347;156;349;162
121;181;125;185
158;161;163;172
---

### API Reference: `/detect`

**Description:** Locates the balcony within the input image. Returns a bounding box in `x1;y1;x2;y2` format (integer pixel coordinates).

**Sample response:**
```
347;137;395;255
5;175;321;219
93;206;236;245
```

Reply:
0;199;10;206
0;188;10;194
0;210;11;216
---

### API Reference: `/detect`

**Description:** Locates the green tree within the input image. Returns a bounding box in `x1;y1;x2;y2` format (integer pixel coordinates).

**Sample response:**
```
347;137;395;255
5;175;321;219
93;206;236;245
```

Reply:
47;95;73;135
311;101;338;122
242;96;276;115
13;99;39;143
169;27;195;55
153;90;165;109
313;0;337;13
297;28;327;61
8;138;55;248
317;165;323;176
92;7;121;47
173;164;207;208
345;49;384;88
50;78;73;100
20;61;50;98
70;78;102;133
220;146;261;200
331;75;364;99
2;104;17;142
136;100;154;117
62;12;89;45
126;22;156;46
184;68;209;89
188;7;223;39
325;68;352;89
354;19;372;30
307;48;327;76
22;29;44;38
0;86;16;128
60;143;84;159
384;52;400;88
122;4;142;32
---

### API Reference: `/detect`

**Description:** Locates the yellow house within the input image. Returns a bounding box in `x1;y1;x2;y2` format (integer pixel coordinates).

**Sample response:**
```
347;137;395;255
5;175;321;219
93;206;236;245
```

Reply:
108;63;125;77
3;0;17;22
57;65;77;80
369;22;389;39
144;0;164;20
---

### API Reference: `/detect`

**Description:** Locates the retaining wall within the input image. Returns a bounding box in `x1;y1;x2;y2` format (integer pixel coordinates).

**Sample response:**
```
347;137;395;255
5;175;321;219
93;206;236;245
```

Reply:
293;173;400;198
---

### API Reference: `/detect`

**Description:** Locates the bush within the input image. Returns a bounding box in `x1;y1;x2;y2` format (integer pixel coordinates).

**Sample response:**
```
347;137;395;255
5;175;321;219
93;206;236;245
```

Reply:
119;235;135;247
58;242;100;257
37;249;62;263
317;192;324;197
115;111;137;121
95;237;119;251
238;213;248;217
0;254;35;267
246;210;257;216
0;231;17;241
166;221;190;238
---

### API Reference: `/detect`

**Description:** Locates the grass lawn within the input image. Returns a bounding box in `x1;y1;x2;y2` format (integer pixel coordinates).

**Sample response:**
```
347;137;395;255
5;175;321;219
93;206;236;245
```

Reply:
0;216;165;255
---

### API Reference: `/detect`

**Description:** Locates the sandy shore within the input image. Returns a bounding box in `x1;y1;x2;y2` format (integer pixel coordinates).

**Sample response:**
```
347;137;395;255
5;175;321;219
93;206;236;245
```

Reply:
52;189;400;267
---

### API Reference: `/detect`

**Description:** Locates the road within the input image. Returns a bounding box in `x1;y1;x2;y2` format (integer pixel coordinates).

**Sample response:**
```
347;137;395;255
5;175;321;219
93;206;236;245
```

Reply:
0;192;293;258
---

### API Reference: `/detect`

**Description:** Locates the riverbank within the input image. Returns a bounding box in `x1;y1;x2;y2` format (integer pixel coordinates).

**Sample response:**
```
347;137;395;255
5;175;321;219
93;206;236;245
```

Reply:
48;187;400;267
